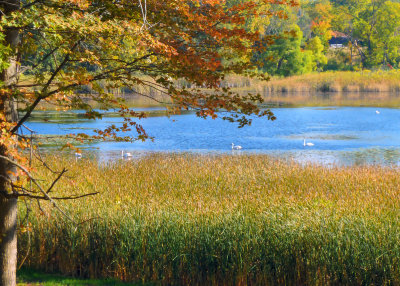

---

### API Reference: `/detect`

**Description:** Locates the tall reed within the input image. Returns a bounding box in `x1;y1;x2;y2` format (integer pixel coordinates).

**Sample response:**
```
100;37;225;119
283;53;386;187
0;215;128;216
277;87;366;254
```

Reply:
19;154;400;285
227;70;400;94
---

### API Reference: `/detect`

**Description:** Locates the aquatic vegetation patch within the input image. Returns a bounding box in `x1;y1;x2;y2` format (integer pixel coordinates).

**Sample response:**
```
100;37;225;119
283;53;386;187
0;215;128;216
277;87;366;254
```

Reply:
286;133;359;141
31;135;103;147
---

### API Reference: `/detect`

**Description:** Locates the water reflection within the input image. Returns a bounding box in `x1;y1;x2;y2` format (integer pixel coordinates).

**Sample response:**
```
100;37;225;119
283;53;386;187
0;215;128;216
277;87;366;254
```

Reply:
59;147;400;168
26;106;400;167
271;148;400;167
340;148;400;166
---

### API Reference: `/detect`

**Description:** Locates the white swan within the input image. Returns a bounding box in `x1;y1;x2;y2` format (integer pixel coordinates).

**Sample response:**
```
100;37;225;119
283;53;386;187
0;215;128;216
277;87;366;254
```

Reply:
121;150;132;158
303;139;314;147
376;110;380;114
231;143;242;150
75;152;82;162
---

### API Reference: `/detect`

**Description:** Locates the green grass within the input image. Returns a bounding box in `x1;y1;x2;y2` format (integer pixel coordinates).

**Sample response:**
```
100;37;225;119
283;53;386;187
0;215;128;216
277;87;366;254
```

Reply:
17;269;152;285
18;154;400;285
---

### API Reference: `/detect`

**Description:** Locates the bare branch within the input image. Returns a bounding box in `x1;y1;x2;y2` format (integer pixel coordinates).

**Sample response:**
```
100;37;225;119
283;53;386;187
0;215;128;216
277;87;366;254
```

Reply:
0;154;76;224
15;191;99;200
32;148;67;176
4;45;60;86
11;41;80;133
46;168;67;194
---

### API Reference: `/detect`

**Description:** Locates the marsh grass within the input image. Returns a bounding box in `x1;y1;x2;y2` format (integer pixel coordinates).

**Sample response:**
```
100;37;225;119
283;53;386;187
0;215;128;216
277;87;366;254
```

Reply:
228;70;400;93
19;154;400;285
225;71;400;107
28;71;400;112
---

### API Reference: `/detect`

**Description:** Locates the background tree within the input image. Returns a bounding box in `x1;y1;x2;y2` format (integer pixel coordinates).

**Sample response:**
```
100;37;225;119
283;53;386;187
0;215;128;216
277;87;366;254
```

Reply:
305;36;328;71
305;0;333;49
0;0;297;285
332;0;400;68
228;0;400;75
253;24;311;76
368;1;400;67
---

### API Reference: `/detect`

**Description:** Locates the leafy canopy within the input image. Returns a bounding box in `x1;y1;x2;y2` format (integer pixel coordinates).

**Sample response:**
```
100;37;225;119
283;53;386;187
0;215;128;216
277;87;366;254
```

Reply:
0;0;299;192
1;0;298;145
332;0;400;68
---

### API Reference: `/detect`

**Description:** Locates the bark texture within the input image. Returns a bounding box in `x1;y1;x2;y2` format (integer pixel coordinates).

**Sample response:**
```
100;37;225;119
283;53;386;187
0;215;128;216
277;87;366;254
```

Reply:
0;0;20;284
0;195;17;286
0;86;19;286
0;103;19;286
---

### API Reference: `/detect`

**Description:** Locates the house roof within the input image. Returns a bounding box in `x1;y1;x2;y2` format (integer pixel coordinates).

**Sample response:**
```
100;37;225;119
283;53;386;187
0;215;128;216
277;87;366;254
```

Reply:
331;31;350;38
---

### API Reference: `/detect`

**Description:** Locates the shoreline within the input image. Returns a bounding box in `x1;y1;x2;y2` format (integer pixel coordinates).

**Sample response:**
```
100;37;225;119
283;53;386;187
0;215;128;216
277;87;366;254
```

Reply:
226;70;400;94
23;71;400;110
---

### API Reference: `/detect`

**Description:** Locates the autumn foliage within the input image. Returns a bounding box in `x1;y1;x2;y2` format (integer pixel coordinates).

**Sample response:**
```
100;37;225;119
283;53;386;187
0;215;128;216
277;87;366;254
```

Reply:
0;0;301;179
0;2;298;283
3;0;300;141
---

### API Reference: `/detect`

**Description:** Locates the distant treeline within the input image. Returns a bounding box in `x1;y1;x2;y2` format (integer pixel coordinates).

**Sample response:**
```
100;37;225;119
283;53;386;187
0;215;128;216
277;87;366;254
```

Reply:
232;0;400;77
23;0;400;83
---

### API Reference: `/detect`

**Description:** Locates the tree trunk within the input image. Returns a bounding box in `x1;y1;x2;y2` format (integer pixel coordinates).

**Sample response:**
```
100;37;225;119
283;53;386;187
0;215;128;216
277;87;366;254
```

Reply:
0;195;17;286
0;83;19;286
0;101;19;286
0;0;20;285
276;57;283;72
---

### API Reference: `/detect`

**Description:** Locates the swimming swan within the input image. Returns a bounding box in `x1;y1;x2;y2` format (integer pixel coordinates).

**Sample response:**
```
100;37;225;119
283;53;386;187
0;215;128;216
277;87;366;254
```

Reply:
121;150;132;157
303;139;314;147
231;143;242;150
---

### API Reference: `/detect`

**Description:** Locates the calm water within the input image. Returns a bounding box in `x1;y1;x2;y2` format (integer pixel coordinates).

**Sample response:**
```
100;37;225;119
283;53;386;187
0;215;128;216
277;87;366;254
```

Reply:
25;107;400;166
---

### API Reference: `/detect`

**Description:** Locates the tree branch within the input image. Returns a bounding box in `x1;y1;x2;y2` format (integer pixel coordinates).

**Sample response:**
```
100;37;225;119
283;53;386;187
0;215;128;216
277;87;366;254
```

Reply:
14;191;99;200
11;41;79;133
0;154;76;224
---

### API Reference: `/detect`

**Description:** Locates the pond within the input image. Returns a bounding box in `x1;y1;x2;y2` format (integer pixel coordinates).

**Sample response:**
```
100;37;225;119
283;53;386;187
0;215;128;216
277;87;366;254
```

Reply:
24;107;400;166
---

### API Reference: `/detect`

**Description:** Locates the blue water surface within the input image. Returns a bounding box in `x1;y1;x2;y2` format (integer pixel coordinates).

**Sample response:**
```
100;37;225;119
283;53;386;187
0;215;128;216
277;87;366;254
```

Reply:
25;107;400;166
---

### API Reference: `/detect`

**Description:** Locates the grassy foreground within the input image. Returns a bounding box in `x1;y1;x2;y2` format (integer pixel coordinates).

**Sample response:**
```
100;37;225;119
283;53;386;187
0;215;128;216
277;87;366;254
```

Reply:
19;154;400;285
17;268;148;286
